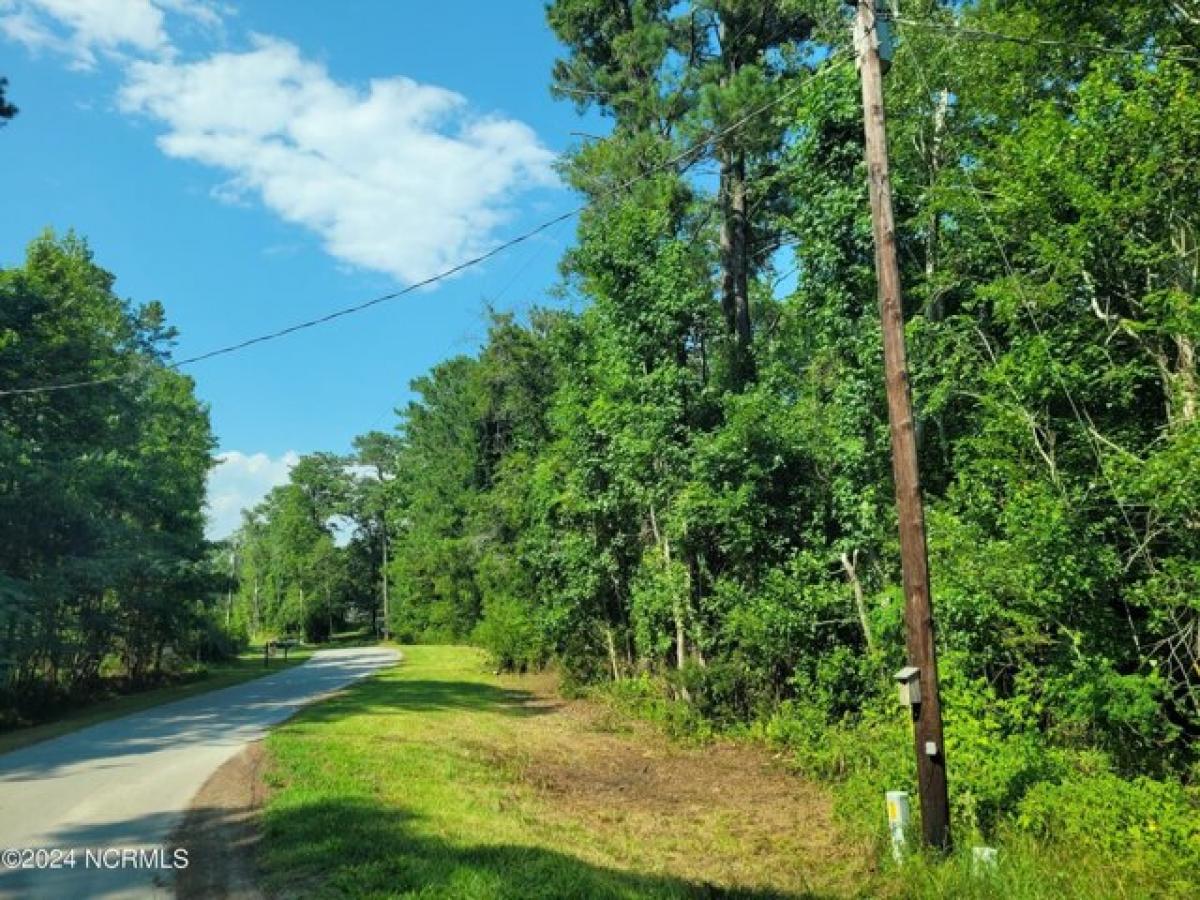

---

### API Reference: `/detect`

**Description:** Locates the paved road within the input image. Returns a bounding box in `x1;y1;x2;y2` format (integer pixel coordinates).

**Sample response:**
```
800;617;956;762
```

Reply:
0;647;399;898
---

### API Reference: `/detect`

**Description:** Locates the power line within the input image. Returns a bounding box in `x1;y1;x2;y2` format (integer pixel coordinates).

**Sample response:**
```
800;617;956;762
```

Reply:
553;85;614;98
886;15;1200;65
1;54;849;399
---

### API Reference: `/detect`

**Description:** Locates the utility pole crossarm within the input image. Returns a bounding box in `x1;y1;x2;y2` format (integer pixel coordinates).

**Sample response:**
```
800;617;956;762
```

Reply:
852;0;952;851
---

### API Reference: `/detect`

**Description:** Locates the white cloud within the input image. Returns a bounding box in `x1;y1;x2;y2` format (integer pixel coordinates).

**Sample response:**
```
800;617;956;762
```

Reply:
0;0;223;68
154;0;226;29
205;449;298;540
118;36;557;283
3;2;557;284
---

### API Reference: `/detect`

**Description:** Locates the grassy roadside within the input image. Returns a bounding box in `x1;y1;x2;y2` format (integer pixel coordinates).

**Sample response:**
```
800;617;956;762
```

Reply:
255;649;1198;899
597;685;1199;899
258;644;867;899
0;644;315;756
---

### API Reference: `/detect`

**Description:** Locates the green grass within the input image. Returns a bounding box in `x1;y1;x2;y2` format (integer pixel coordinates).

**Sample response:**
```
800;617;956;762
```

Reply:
874;835;1197;900
0;643;315;756
279;650;1194;900
268;643;1193;898
259;645;848;899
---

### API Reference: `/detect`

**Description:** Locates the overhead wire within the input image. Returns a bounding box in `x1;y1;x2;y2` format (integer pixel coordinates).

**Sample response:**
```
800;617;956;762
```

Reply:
881;12;1200;65
1;52;850;398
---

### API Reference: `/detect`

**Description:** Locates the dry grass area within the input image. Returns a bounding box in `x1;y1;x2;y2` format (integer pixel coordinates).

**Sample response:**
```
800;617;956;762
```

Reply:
496;679;867;895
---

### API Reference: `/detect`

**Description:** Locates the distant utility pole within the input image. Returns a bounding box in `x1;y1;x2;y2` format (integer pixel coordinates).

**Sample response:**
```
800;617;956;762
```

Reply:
226;543;236;628
381;517;390;640
852;0;952;850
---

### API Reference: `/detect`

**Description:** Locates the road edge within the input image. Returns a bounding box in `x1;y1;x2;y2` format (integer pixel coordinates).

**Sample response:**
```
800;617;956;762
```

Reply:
170;647;403;898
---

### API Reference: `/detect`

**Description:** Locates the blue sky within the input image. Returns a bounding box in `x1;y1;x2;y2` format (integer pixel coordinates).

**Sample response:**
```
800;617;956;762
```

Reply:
1;0;602;537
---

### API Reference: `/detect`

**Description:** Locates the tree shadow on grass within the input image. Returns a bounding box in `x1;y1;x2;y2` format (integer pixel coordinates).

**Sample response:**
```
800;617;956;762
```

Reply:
245;796;832;900
294;677;559;725
0;800;830;899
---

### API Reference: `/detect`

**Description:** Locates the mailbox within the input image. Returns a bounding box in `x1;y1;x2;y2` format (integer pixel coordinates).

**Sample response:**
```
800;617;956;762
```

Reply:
895;666;921;707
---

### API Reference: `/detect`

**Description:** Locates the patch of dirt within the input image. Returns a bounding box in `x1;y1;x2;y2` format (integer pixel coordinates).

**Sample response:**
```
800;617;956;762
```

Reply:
171;743;268;900
174;671;869;898
492;676;871;896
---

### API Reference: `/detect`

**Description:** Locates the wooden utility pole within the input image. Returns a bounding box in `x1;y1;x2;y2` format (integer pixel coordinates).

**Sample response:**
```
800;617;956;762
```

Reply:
852;0;952;850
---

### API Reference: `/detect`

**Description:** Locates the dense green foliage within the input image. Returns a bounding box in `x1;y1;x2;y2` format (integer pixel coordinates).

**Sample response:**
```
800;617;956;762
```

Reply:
228;449;388;643
0;233;221;724
236;0;1200;884
229;430;407;643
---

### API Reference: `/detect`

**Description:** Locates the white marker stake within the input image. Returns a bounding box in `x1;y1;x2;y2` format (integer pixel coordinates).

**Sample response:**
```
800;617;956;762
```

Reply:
972;846;999;875
886;790;911;862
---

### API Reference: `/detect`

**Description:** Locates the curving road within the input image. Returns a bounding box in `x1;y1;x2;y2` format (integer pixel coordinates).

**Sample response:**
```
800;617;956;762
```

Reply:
0;646;399;899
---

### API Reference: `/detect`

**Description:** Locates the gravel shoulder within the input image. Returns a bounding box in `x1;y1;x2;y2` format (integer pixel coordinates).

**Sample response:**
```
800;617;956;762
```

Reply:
173;743;267;900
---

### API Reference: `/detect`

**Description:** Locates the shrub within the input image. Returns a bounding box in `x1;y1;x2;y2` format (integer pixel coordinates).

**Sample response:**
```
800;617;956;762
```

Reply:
473;595;543;671
1017;772;1200;883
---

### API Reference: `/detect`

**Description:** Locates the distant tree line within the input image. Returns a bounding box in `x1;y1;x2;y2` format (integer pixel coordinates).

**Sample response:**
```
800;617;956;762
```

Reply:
225;450;387;643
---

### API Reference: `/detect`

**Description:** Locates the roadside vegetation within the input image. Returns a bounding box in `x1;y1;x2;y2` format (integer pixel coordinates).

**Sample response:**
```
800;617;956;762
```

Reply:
0;642;312;755
0;232;331;739
0;232;238;729
259;646;1197;898
259;644;866;899
233;1;1200;894
3;1;1198;894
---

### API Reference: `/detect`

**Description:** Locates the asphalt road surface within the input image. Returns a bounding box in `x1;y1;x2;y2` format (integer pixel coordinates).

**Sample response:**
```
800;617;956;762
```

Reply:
0;647;399;898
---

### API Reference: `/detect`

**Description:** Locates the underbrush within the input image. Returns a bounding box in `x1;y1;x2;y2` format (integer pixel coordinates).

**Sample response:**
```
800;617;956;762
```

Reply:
594;672;1200;898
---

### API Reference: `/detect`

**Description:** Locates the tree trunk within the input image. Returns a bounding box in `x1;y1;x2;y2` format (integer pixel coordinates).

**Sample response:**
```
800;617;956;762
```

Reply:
673;598;686;671
604;625;622;682
689;553;707;667
226;548;235;628
916;90;949;456
1169;220;1198;424
720;150;754;386
648;502;689;678
1176;334;1197;423
923;90;949;323
841;550;876;654
381;526;390;638
717;14;754;387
